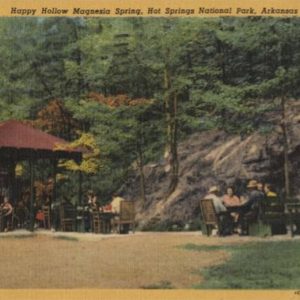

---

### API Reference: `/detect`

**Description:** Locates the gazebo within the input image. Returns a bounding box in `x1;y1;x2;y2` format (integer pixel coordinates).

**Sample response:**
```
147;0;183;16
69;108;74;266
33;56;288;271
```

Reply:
0;120;83;231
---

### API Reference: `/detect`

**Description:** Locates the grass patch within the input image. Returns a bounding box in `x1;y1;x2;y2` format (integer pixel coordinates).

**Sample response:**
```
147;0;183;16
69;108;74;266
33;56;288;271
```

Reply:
141;281;174;289
0;234;36;239
54;236;79;242
180;243;235;252
182;240;300;289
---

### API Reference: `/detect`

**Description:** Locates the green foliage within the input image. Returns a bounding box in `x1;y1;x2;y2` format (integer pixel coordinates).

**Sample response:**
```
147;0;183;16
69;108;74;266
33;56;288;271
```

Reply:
0;17;300;198
182;240;300;289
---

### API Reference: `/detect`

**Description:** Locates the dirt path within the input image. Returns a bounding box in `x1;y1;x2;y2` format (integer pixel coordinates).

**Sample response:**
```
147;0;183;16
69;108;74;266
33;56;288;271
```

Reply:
0;231;295;289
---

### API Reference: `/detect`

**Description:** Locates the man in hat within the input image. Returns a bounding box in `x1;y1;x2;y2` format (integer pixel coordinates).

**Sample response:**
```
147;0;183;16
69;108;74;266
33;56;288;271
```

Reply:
237;179;264;234
241;180;264;212
203;186;232;236
204;186;227;214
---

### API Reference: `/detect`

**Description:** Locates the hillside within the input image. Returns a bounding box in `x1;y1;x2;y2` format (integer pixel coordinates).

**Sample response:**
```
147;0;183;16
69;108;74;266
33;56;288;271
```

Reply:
121;100;300;230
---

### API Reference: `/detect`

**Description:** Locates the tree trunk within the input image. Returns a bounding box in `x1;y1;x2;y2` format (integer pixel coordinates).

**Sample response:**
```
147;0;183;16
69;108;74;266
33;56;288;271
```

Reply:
72;24;85;96
280;96;291;199
163;63;179;197
8;160;16;205
168;93;179;196
164;65;172;159
136;133;146;207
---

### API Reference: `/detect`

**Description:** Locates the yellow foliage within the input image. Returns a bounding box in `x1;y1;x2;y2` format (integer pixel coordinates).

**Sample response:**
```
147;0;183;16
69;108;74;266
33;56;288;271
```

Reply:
15;164;24;176
56;132;101;174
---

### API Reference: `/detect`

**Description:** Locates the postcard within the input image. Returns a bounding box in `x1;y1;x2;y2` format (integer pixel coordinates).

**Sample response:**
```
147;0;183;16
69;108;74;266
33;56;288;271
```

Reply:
0;0;300;299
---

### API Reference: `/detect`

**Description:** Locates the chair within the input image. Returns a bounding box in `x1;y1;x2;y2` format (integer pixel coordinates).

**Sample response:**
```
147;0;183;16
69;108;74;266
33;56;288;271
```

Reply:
42;205;51;229
91;210;103;233
200;199;233;236
101;213;113;233
200;199;220;236
60;203;77;231
112;200;135;234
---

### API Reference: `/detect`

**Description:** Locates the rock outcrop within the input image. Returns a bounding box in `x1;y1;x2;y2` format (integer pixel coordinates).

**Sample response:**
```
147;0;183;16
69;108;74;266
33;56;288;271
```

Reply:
121;100;300;230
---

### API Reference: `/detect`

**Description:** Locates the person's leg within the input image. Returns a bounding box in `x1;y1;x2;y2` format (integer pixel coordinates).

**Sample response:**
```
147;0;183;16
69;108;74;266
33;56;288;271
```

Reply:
236;211;245;234
3;215;8;231
84;212;90;232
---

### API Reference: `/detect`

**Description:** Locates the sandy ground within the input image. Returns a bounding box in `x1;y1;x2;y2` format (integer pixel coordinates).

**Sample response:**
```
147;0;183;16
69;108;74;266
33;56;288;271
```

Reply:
0;230;297;289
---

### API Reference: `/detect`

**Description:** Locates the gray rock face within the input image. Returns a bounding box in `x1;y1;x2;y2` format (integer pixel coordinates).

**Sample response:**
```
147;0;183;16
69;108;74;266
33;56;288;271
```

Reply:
122;100;300;230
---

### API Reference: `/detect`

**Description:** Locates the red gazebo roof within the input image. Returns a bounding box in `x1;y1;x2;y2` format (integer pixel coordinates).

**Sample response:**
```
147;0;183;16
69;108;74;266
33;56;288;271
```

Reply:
0;120;82;160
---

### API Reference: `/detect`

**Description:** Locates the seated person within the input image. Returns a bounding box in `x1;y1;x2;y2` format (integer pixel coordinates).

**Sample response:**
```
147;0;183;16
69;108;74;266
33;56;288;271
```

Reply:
264;183;277;198
204;186;227;214
203;186;232;236
223;187;241;207
86;191;99;212
0;197;13;232
35;207;45;228
223;187;241;223
110;193;126;233
84;190;94;231
237;180;264;234
240;180;264;212
110;193;125;214
90;194;99;211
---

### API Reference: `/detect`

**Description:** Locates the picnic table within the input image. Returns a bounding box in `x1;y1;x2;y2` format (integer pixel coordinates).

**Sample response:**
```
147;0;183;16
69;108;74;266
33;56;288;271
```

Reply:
226;198;300;237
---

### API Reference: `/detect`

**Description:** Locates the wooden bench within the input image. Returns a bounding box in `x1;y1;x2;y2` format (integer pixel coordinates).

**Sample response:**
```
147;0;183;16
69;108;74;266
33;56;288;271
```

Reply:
258;197;287;235
200;199;233;236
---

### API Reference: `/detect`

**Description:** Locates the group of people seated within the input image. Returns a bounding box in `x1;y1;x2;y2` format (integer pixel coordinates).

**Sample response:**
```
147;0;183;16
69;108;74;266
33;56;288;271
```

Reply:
85;191;124;213
0;189;46;232
0;181;127;233
202;180;278;236
83;191;125;232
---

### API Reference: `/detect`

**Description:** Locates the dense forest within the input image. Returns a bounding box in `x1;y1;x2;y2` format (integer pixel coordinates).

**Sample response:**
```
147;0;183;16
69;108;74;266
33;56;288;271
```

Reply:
0;17;300;205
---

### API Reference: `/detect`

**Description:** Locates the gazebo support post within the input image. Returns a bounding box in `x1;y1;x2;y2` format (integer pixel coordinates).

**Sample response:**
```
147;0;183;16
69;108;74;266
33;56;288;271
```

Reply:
52;159;57;205
8;160;16;205
78;170;82;206
29;153;35;232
